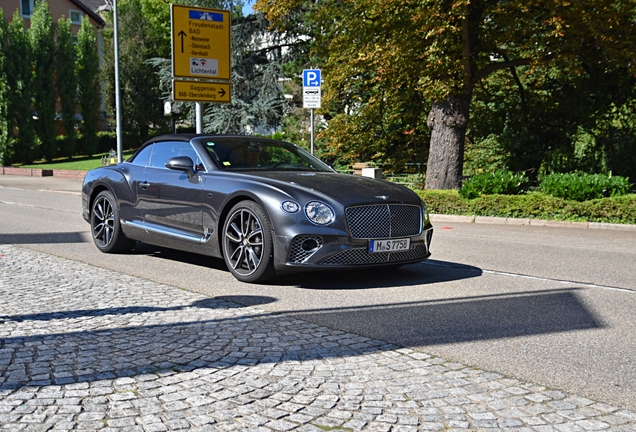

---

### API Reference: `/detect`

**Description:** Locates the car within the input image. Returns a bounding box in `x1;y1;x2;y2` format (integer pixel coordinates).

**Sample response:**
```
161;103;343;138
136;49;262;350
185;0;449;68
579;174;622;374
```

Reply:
82;134;434;283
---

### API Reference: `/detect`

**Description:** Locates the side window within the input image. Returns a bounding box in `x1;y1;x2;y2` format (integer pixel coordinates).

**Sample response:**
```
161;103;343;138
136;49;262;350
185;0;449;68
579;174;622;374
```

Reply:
21;0;34;17
69;10;83;24
129;145;153;167
148;142;199;169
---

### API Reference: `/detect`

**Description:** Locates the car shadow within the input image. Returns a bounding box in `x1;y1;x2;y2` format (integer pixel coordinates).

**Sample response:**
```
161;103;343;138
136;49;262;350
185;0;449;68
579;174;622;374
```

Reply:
128;242;228;271
131;241;482;289
274;260;482;289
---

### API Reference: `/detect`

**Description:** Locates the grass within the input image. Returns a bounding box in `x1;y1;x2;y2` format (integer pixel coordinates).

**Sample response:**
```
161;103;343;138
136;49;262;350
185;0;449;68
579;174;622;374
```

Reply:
20;151;135;171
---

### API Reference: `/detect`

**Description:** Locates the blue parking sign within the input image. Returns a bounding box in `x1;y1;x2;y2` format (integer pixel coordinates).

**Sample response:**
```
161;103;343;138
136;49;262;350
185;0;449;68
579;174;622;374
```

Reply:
303;69;321;87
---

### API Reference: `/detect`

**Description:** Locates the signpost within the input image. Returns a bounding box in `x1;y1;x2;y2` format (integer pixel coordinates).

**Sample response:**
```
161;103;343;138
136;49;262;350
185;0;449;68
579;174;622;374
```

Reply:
303;69;321;154
171;5;232;132
173;80;231;103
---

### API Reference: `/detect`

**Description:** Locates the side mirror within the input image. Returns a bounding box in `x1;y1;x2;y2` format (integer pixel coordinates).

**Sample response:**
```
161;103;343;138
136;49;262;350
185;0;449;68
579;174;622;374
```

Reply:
166;156;195;177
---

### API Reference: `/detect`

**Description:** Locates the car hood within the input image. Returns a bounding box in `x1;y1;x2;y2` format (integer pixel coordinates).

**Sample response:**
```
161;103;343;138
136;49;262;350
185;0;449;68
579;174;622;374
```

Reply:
242;171;420;206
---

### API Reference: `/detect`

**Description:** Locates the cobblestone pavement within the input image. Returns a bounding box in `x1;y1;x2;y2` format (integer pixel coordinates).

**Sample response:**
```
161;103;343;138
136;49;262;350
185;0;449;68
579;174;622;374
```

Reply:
1;245;635;432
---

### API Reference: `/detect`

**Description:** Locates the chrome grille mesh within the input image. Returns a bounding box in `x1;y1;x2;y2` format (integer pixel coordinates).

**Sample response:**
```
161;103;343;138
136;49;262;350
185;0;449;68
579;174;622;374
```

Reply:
289;236;323;264
346;204;421;238
320;244;428;266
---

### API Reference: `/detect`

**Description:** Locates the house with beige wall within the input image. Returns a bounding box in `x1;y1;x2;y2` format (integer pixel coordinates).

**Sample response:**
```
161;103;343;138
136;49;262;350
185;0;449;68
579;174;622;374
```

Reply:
1;0;109;134
0;0;105;30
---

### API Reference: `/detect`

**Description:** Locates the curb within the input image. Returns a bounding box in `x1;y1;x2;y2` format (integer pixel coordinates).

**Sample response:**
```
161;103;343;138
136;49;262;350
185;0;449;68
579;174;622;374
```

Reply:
1;167;87;179
430;214;636;232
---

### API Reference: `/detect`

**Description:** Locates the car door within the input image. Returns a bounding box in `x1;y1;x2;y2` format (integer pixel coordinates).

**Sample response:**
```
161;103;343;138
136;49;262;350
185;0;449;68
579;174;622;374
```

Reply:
135;141;206;243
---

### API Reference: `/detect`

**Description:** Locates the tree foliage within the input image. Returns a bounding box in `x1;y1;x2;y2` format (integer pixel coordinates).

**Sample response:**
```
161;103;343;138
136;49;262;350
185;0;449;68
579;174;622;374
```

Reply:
0;10;8;164
102;0;249;145
4;11;35;164
202;13;287;134
56;17;78;159
29;0;57;162
102;0;170;146
258;0;636;188
76;15;101;156
146;3;292;136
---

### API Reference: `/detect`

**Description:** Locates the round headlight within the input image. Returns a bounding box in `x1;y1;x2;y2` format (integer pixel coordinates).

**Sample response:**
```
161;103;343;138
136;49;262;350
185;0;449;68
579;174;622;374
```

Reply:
281;200;300;213
305;201;335;225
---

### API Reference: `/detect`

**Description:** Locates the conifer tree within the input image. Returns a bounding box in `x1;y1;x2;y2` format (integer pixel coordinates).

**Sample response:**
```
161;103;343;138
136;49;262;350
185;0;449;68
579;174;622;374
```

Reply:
76;16;100;156
56;17;78;159
5;11;35;164
0;10;8;165
30;0;57;162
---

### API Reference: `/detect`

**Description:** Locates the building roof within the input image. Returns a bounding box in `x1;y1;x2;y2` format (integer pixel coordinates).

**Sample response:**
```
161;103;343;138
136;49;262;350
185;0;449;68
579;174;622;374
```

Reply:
71;0;107;27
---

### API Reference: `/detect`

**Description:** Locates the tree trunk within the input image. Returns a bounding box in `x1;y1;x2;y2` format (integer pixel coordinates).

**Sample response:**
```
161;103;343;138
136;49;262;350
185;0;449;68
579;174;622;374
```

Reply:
425;94;471;190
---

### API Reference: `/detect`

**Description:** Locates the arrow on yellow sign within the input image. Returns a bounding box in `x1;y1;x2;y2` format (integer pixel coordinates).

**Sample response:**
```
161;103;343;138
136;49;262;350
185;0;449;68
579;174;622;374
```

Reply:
173;80;231;103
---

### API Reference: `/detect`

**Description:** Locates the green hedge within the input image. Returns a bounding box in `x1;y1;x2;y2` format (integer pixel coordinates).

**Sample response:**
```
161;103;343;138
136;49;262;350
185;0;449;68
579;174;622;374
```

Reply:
459;170;529;199
539;173;632;201
417;190;636;225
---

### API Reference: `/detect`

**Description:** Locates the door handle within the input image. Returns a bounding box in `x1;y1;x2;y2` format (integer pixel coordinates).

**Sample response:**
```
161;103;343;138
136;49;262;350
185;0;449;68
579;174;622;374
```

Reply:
140;181;150;189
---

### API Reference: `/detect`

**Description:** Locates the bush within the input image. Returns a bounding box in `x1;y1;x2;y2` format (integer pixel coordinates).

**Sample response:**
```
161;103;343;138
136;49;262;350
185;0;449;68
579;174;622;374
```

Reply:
539;173;632;201
459;170;529;199
97;131;116;154
416;190;636;225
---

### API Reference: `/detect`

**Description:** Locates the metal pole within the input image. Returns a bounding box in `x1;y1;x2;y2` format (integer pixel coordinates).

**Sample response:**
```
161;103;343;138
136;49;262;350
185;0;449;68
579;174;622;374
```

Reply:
196;102;202;133
310;108;314;155
113;0;123;163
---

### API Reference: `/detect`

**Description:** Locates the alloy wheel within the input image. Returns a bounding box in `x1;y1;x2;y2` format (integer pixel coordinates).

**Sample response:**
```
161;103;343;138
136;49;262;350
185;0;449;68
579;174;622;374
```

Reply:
224;208;265;276
92;195;115;248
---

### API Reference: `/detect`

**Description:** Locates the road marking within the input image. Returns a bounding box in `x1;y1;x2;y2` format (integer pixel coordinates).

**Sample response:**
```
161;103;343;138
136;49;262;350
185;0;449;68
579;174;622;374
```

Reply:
0;199;78;215
422;261;634;293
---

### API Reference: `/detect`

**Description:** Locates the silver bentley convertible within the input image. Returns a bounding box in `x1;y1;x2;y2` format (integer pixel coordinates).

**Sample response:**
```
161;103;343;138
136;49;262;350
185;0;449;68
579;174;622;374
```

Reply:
82;135;434;283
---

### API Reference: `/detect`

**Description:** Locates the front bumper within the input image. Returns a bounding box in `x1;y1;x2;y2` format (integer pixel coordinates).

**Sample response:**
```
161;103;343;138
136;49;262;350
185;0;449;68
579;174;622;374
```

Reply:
272;226;433;274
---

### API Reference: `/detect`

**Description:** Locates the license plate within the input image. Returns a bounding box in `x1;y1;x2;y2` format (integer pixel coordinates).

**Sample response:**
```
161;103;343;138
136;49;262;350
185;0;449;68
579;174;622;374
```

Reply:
369;238;410;253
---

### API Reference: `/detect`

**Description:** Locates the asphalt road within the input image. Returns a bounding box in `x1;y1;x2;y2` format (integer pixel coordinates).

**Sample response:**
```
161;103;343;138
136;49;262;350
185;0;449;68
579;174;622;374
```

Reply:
1;176;635;410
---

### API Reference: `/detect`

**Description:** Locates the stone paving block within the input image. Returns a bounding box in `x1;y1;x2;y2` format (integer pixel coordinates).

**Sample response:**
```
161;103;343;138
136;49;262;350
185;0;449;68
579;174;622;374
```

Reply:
1;245;636;432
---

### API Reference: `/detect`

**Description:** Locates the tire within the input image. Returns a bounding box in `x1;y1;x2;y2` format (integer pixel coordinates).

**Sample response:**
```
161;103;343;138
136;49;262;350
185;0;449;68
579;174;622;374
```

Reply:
222;200;276;283
91;190;135;253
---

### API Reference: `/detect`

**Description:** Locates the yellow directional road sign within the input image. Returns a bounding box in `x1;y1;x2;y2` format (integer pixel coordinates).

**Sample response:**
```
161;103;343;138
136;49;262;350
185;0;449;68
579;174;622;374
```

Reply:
173;80;231;103
171;5;231;80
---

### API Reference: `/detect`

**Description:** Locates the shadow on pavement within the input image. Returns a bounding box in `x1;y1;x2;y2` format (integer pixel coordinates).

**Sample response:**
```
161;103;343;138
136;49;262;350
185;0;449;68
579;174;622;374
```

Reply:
0;288;602;392
0;232;88;244
286;288;602;346
0;297;277;324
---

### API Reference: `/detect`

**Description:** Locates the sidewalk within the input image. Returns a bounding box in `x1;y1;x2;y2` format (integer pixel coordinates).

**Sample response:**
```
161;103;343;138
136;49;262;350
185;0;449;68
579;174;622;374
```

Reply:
2;175;635;231
0;174;84;195
1;244;635;431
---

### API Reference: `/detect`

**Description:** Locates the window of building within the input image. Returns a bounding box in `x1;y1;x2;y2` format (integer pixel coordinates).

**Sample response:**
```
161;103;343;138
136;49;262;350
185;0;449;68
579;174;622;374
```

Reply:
20;0;34;17
70;10;83;24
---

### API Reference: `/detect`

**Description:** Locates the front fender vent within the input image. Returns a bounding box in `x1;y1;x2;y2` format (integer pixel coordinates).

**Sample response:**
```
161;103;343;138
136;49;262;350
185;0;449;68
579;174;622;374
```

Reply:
289;236;324;264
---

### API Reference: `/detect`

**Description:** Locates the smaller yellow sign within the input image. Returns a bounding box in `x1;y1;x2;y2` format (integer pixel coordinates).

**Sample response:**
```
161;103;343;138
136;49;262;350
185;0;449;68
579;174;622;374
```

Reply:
173;80;231;103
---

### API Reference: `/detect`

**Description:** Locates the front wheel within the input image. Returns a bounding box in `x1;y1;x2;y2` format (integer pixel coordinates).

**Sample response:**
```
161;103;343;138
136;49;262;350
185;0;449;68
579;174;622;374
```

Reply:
222;201;275;283
91;190;135;253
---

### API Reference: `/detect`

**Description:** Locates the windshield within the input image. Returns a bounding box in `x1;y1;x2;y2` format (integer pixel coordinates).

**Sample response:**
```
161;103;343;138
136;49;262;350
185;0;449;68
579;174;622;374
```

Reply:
201;137;333;172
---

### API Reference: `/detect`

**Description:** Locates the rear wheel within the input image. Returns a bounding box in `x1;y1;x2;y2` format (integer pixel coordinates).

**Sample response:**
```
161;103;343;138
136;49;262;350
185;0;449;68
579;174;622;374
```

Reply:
91;190;135;253
222;201;275;283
